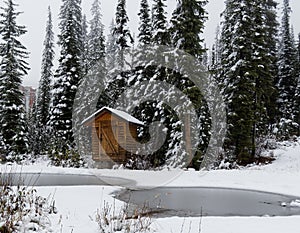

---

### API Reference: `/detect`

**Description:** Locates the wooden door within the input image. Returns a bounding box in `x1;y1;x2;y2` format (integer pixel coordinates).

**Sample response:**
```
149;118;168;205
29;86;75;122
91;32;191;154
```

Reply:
100;120;120;158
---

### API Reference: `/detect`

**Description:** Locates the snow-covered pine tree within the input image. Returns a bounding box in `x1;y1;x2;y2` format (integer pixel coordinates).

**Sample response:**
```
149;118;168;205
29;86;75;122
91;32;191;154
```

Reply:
113;0;133;70
298;33;300;62
118;0;172;168
293;33;300;134
169;0;209;169
152;0;169;45
250;0;278;136
87;0;105;70
81;14;89;75
211;26;221;69
36;7;55;128
219;0;278;165
48;0;83;158
0;0;29;157
72;1;107;161
138;0;152;46
277;0;298;138
170;0;207;60
99;0;133;113
34;7;55;154
106;19;118;72
202;45;209;67
263;0;279;128
136;0;152;64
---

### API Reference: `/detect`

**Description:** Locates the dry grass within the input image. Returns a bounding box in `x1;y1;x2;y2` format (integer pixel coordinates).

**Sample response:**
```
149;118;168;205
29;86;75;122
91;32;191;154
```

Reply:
95;200;152;233
0;170;56;233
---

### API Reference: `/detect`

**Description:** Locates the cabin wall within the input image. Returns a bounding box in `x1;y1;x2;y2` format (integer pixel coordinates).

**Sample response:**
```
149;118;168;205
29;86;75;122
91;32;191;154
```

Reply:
90;111;140;164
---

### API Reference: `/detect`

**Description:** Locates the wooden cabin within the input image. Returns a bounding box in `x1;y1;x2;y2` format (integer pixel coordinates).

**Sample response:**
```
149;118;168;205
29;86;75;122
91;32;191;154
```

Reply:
83;107;143;166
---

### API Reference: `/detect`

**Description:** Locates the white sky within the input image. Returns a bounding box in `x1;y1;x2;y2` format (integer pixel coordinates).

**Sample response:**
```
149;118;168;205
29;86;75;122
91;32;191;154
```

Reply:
0;0;299;87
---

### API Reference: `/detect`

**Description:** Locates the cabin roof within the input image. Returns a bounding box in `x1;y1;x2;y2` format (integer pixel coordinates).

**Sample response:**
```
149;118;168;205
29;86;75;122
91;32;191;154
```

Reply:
82;107;144;125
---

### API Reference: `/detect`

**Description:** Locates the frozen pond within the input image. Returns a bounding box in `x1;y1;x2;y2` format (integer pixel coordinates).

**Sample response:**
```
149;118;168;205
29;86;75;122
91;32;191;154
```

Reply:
0;172;135;187
115;187;300;217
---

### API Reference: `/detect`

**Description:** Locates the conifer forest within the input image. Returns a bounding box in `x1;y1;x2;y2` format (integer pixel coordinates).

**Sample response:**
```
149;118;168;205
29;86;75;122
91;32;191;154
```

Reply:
0;0;299;170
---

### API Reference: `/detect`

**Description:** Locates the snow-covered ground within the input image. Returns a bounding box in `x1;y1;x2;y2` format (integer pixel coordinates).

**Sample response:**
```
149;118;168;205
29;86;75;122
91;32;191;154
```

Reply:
1;139;300;232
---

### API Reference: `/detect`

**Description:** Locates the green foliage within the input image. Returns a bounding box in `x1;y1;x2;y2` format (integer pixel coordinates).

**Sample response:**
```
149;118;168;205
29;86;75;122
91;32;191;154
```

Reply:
114;0;133;70
0;0;29;156
219;0;278;164
35;7;55;128
276;0;299;140
34;7;55;155
170;0;208;60
138;0;152;46
87;0;105;71
152;0;170;45
48;139;84;168
48;0;84;150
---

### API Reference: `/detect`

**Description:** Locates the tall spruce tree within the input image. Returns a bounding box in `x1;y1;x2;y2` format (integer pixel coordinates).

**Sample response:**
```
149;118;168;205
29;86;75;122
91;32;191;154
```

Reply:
49;0;83;148
36;7;55;132
219;0;278;164
293;33;300;134
251;0;278;135
277;0;298;138
74;0;106;120
100;0;133;111
88;0;105;70
138;0;152;46
113;0;133;70
298;33;300;61
170;0;207;60
136;0;152;64
34;7;55;154
264;0;279;127
106;19;118;72
0;0;29;156
81;14;89;75
169;0;209;168
152;0;169;45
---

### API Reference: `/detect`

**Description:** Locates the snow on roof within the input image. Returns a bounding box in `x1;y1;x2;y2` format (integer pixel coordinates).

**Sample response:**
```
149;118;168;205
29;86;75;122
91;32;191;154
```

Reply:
82;107;144;125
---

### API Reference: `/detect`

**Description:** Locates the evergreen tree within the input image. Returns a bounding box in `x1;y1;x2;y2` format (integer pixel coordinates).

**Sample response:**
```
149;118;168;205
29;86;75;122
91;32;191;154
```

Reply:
87;0;105;70
81;14;89;75
36;7;55;132
34;7;55;154
213;26;222;68
113;0;133;70
169;0;210;168
219;0;278;164
100;0;133;113
138;0;152;46
293;33;300;134
152;0;169;45
106;19;118;72
48;0;83;148
170;0;207;60
298;33;300;62
0;0;29;156
251;0;278;135
264;0;279;127
136;0;152;64
277;0;298;138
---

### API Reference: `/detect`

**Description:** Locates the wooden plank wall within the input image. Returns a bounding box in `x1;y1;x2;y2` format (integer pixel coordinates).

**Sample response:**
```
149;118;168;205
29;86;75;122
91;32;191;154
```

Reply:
91;111;140;163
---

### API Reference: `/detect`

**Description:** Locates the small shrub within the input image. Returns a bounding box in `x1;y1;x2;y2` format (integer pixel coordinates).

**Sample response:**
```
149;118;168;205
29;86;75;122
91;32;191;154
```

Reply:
48;139;85;168
0;176;56;232
95;201;152;233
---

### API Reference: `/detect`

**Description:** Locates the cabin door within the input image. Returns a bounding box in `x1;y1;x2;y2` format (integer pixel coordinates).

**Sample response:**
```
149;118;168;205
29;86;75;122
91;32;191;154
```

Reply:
100;121;119;157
